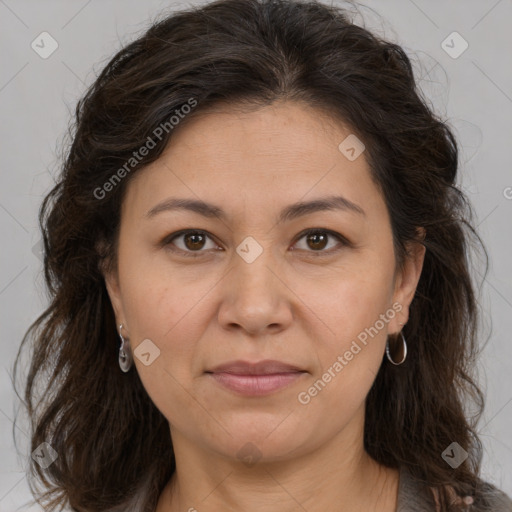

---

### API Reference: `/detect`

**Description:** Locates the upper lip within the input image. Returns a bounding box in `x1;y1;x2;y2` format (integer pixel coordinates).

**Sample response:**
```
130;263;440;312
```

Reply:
206;359;306;375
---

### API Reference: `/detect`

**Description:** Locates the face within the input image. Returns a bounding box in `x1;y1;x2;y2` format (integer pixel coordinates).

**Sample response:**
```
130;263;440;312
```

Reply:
105;101;425;464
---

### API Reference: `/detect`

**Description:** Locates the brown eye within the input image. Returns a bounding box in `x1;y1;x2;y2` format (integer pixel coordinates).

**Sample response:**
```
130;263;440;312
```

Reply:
293;229;347;255
165;230;219;257
163;228;348;258
183;231;207;250
306;231;328;251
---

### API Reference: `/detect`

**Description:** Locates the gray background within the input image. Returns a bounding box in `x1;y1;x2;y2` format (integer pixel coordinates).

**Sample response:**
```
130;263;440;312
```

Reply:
1;0;511;510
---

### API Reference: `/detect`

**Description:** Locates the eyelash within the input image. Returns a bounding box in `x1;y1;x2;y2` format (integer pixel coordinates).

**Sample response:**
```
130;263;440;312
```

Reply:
162;228;350;258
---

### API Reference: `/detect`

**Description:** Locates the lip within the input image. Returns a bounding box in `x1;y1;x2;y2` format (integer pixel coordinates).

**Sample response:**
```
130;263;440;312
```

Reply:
205;359;307;396
207;359;305;375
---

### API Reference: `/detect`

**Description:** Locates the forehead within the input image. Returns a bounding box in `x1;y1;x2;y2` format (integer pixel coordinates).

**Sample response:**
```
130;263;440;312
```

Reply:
122;100;383;223
165;100;356;160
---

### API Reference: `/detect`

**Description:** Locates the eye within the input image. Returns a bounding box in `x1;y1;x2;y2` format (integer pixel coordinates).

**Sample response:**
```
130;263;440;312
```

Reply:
292;228;348;255
163;229;221;257
162;228;349;258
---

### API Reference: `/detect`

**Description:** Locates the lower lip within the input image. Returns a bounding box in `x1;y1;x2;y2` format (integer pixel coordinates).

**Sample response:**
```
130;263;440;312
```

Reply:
208;372;306;396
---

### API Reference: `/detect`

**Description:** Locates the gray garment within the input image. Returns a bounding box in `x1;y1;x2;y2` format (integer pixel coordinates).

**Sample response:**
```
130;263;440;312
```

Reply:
108;465;512;511
397;466;512;512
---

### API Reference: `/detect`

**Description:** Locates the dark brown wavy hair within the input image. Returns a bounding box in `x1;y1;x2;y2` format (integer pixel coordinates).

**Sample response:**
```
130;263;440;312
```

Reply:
13;0;498;510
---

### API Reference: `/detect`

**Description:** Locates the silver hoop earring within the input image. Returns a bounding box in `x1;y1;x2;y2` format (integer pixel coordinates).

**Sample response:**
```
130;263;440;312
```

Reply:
386;331;407;365
118;324;133;372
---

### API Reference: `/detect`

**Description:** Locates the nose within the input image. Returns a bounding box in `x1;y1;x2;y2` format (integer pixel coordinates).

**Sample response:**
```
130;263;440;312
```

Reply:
217;239;294;336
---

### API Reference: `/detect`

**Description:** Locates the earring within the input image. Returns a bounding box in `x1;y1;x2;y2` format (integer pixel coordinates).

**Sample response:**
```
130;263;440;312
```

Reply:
386;330;407;365
118;323;133;372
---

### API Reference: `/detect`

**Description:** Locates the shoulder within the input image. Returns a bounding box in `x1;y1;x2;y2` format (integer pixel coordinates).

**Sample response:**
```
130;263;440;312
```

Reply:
397;466;512;512
463;480;512;512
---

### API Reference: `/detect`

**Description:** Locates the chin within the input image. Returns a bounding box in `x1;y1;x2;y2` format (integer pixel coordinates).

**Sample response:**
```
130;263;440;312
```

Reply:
205;414;313;463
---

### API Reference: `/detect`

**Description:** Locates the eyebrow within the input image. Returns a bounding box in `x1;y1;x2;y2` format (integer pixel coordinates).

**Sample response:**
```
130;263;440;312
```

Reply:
145;194;366;223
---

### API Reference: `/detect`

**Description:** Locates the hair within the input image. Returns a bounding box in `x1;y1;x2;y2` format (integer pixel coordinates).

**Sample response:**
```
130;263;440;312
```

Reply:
12;0;497;510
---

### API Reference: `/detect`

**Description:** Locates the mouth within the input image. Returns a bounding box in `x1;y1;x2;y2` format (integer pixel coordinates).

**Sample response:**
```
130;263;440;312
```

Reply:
205;359;308;396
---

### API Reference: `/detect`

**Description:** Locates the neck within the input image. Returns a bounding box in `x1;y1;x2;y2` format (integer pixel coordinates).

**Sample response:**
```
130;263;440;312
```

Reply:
156;411;399;512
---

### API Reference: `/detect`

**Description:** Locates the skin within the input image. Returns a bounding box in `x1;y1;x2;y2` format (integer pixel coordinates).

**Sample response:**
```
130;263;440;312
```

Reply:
104;100;426;512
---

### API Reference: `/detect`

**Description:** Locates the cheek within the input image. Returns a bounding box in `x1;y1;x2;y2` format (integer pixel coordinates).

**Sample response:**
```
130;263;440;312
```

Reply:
299;255;395;343
296;251;396;389
123;281;201;371
294;278;394;429
118;269;208;425
118;242;200;340
117;254;216;393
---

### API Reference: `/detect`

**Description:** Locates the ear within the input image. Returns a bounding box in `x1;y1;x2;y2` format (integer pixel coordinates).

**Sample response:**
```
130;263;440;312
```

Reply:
97;240;126;328
390;228;426;333
103;268;126;328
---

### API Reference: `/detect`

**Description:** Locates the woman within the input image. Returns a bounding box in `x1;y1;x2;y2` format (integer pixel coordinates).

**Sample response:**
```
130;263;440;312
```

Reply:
14;0;512;511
